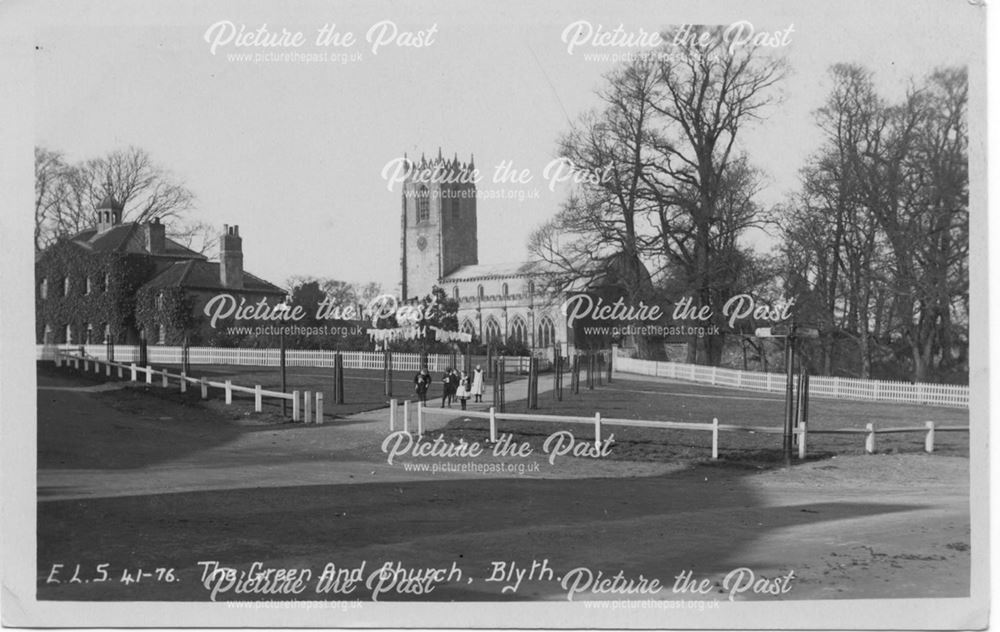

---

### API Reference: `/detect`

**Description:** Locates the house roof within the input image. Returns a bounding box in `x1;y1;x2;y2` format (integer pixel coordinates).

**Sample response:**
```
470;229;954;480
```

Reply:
69;223;208;260
141;260;285;295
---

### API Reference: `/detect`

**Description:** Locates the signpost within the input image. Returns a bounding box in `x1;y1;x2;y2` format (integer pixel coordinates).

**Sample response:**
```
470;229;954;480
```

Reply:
755;323;819;463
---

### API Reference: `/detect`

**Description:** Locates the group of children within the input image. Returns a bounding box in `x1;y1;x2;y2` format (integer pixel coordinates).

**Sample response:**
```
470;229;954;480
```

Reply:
413;365;485;410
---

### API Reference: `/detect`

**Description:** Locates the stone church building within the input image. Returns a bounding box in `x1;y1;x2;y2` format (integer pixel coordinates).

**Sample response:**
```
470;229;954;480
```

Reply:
399;151;570;357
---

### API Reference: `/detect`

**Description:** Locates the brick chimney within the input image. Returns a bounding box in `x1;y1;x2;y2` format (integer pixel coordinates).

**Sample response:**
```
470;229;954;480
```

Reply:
145;217;165;253
219;224;244;289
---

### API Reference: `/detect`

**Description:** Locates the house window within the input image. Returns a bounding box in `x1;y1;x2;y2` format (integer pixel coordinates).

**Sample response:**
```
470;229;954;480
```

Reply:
537;316;555;349
103;323;111;342
509;316;527;345
63;277;70;297
85;323;94;344
158;324;166;344
64;324;73;344
417;186;430;222
85;276;92;295
102;272;110;292
39;278;48;299
43;324;53;344
156;292;165;310
484;317;501;344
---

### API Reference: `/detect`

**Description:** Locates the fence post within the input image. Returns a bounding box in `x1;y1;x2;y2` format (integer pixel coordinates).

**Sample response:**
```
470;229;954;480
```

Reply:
925;421;935;453
417;401;423;436
106;362;112;377
303;390;312;422
84;359;90;372
315;392;324;425
594;412;602;450
865;422;876;454
161;370;169;388
403;400;410;434
292;390;300;422
95;360;101;374
389;399;397;431
200;377;208;400
225;380;232;405
146;366;153;384
489;406;497;443
798;422;807;459
180;372;187;393
117;364;124;379
712;418;719;460
255;385;263;413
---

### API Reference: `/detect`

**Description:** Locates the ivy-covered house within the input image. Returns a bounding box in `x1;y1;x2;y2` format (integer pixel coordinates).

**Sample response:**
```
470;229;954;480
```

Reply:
35;196;285;347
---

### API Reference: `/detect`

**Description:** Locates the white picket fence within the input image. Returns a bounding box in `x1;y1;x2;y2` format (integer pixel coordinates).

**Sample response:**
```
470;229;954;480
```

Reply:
36;344;541;374
612;352;969;409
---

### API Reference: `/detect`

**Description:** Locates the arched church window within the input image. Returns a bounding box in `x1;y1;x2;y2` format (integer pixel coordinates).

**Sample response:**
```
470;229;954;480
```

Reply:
417;186;430;222
509;316;527;346
528;280;535;296
501;282;509;298
537;316;555;349
484;317;501;344
461;319;476;335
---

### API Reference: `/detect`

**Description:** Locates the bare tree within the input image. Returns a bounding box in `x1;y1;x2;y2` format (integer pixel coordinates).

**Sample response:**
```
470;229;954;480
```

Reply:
34;145;198;251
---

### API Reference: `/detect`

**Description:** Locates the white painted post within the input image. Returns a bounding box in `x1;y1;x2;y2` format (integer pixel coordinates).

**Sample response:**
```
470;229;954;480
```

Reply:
106;362;112;377
292;390;300;422
94;360;101;374
389;399;397;431
255;385;263;413
84;359;90;372
798;422;807;459
146;366;153;384
489;407;497;443
117;365;124;379
417;401;424;436
403;400;410;433
315;392;324;424
711;418;719;460
180;372;187;393
303;390;312;422
925;421;935;453
865;423;876;454
594;412;602;450
130;363;137;381
162;370;169;388
200;377;208;400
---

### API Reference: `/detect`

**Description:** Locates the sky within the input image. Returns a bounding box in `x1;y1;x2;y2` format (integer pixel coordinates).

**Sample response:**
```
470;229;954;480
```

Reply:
31;0;983;292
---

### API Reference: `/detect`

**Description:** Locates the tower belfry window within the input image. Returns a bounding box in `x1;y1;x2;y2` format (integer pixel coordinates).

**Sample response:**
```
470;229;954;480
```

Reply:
417;186;430;223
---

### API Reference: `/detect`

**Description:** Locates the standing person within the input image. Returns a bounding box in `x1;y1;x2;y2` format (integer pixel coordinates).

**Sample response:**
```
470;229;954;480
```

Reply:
413;368;431;404
456;371;471;410
440;367;453;408
471;365;484;403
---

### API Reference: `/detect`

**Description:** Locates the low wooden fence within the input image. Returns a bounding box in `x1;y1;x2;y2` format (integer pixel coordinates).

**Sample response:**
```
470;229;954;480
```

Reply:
613;352;969;409
387;401;968;458
39;344;546;374
55;352;324;424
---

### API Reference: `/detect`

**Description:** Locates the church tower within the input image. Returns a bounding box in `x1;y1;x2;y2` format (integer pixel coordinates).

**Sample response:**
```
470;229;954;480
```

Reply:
400;149;478;300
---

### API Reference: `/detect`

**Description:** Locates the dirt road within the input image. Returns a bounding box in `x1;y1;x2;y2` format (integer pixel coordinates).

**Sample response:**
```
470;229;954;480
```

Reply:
37;369;970;602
